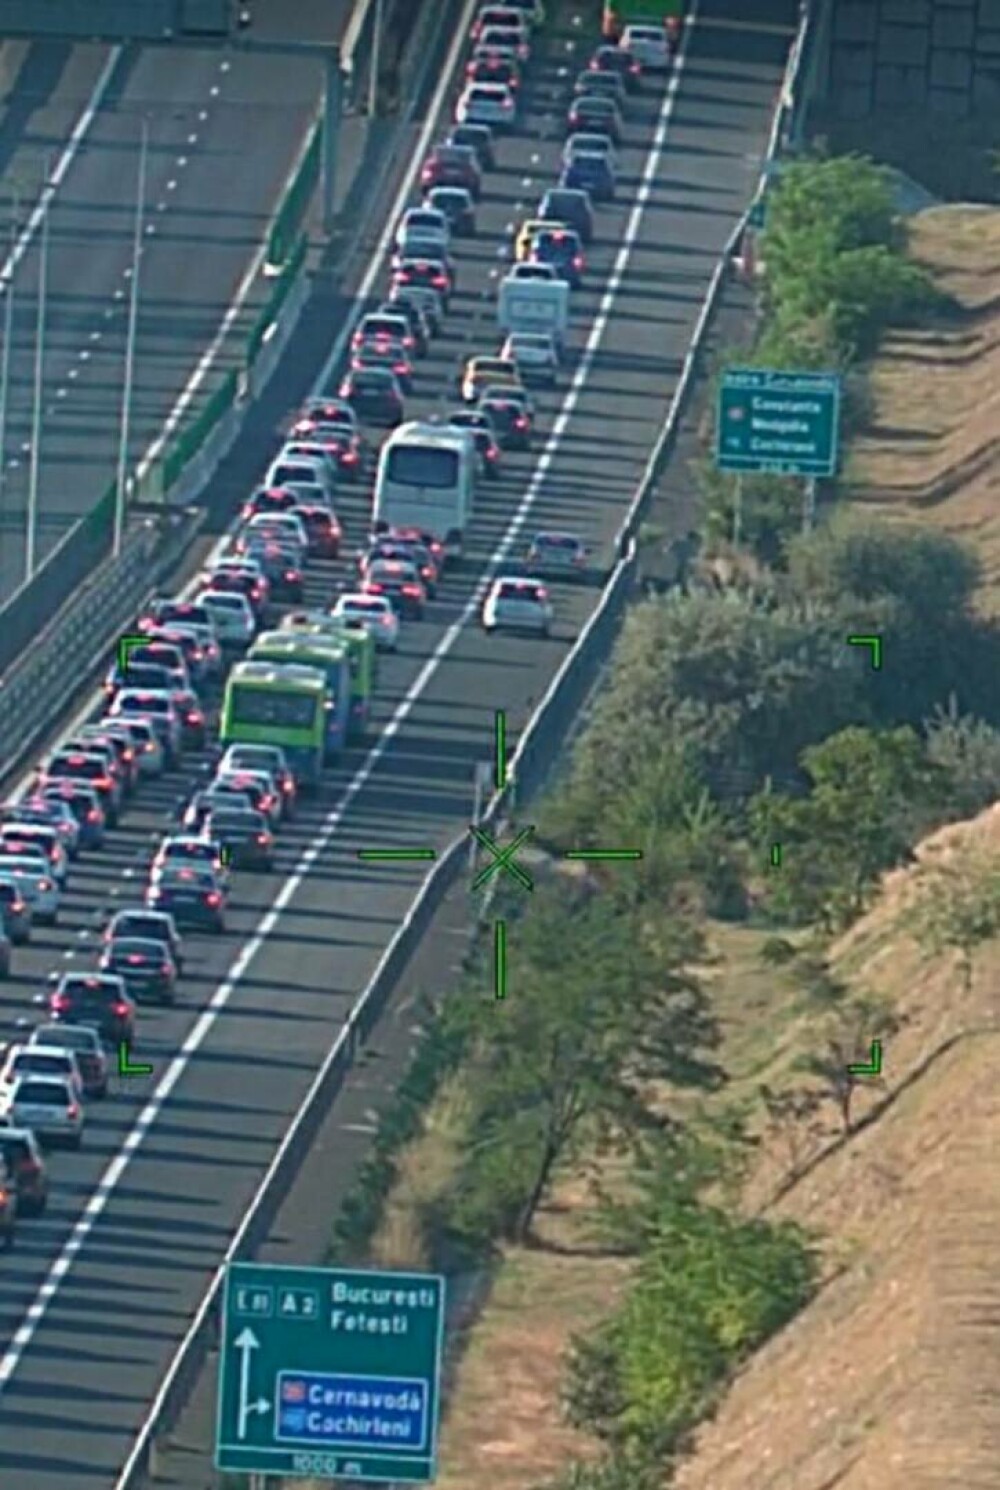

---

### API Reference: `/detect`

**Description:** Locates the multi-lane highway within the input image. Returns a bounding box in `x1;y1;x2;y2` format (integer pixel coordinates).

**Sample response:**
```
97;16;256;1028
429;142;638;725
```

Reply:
0;0;354;601
0;2;793;1484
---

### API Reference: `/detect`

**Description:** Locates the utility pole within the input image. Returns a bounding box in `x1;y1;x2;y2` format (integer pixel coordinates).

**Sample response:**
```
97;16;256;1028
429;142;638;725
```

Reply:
26;159;51;582
114;116;148;557
0;191;19;513
368;0;384;118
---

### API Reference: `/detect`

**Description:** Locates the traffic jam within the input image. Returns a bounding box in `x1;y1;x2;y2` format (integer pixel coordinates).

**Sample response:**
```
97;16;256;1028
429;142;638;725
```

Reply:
0;2;679;1246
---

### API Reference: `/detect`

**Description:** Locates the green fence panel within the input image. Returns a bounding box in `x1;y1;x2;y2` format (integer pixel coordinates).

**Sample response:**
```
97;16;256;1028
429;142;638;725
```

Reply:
246;233;308;368
161;367;239;491
267;121;321;269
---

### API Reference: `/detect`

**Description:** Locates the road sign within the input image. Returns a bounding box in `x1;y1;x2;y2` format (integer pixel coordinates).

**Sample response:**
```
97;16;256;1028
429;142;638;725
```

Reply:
716;368;841;477
216;1263;446;1483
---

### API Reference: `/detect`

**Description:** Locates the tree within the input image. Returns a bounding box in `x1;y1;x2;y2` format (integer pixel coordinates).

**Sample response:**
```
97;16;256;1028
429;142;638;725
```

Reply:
436;887;723;1246
914;857;1000;994
751;725;944;928
796;991;901;1134
925;703;1000;819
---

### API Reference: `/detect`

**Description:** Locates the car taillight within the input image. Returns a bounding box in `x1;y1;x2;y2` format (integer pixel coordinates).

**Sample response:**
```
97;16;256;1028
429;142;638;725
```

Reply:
515;415;528;429
38;878;53;892
402;584;422;598
256;833;269;845
432;274;448;288
86;808;101;823
574;255;584;269
487;446;499;460
281;780;294;794
393;362;408;374
52;994;71;1012
367;582;384;593
113;1000;131;1015
186;710;202;725
67;1101;80;1119
284;570;300;582
95;777;111;789
206;891;222;907
343;449;359;464
145;741;156;752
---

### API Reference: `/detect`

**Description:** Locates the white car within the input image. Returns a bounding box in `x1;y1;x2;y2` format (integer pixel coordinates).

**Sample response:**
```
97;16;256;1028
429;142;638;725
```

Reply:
0;1043;85;1102
455;82;517;129
330;593;400;651
562;131;617;168
0;858;60;924
29;1022;108;1097
395;207;449;254
116;717;166;777
622;21;672;71
150;834;231;883
0;1073;83;1147
500;332;559;387
481;575;553;636
243;510;310;551
271;447;338;498
108;689;183;763
195;590;256;650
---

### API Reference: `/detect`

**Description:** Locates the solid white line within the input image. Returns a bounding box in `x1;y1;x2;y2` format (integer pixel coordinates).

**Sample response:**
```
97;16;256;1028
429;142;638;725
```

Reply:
0;1;698;1393
0;48;123;294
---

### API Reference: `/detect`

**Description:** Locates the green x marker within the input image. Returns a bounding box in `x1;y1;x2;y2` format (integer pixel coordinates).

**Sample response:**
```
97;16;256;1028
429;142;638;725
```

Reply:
469;825;535;892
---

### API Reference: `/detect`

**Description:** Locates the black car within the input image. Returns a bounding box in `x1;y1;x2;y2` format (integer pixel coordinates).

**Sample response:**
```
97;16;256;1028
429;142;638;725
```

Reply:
560;154;615;202
425;185;477;237
0;879;31;944
104;908;184;973
444;123;495;171
204;808;275;871
99;936;178;1005
537;186;594;245
338;367;405;427
48;972;136;1045
478;392;532;450
146;865;227;932
446;409;502;478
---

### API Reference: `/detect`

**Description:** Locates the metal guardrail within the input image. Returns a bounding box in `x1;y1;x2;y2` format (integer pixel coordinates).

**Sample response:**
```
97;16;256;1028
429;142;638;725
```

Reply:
111;8;818;1484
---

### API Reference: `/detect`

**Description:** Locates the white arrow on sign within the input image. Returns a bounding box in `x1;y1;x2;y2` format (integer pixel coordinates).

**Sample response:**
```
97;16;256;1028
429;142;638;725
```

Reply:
234;1326;270;1440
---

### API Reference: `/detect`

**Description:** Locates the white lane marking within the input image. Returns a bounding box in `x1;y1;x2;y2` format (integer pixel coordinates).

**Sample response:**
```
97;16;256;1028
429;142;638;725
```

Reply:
0;1;699;1393
0;48;122;294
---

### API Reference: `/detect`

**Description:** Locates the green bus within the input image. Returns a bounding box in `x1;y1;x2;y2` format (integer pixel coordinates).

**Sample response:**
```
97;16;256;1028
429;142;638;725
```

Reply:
249;632;352;759
602;0;683;41
279;611;375;737
219;660;327;786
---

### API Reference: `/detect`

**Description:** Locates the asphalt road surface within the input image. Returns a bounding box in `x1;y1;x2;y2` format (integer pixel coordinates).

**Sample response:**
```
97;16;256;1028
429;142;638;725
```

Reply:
0;0;353;602
0;2;793;1485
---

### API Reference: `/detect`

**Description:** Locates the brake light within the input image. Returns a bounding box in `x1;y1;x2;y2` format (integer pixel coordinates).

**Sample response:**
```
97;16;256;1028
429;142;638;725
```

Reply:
573;254;584;269
206;891;222;907
66;1101;80;1119
432;274;448;288
52;994;71;1012
515;415;528;430
38;878;53;892
145;741;156;753
256;833;269;845
402;584;422;598
367;582;384;593
186;710;203;726
284;570;300;583
393;362;408;374
113;1001;131;1015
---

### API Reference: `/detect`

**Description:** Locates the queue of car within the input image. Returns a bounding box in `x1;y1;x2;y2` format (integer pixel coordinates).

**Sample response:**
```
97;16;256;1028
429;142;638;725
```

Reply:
0;2;675;1248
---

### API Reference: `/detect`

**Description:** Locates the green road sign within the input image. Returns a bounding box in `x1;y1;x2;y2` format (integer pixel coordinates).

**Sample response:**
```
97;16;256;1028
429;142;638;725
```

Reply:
215;1263;446;1483
716;368;841;477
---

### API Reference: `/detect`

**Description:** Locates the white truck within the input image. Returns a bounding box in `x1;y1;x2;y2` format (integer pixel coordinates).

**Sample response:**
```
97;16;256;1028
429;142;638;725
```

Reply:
497;274;570;350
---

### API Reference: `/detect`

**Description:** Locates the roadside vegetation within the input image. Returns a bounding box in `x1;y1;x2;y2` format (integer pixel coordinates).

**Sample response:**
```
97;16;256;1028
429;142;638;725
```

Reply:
319;154;1000;1490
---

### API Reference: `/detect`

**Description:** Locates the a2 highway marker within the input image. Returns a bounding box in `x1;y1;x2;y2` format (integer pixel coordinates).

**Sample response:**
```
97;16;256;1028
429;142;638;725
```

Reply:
215;1262;446;1483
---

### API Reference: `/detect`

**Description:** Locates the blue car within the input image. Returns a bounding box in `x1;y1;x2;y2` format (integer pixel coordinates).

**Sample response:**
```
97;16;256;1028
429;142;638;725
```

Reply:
560;154;615;202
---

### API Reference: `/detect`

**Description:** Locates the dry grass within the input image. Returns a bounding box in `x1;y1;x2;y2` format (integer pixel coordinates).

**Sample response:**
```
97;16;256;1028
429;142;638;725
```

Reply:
845;206;1000;614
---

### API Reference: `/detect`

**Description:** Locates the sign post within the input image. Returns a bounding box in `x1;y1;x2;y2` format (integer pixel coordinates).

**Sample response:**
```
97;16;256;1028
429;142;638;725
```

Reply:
215;1262;446;1484
715;368;841;478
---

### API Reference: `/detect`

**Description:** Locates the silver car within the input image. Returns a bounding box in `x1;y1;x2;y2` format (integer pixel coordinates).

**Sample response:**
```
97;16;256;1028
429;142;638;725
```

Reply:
0;1043;85;1102
0;857;60;924
0;1073;83;1147
194;590;257;651
29;1023;108;1098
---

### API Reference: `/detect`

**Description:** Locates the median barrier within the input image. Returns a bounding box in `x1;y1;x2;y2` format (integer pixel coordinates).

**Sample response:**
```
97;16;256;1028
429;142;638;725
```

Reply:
112;8;817;1484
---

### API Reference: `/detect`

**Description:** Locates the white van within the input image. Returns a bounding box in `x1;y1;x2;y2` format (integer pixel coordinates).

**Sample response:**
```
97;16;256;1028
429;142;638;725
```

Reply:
497;273;569;348
372;421;476;558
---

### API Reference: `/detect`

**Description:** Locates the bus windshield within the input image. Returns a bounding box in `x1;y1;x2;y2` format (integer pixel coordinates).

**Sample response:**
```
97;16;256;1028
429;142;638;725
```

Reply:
228;687;318;729
384;444;460;488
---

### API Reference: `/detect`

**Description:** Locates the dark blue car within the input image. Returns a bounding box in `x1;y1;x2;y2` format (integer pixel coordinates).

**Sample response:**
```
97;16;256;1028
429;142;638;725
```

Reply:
560;154;615;202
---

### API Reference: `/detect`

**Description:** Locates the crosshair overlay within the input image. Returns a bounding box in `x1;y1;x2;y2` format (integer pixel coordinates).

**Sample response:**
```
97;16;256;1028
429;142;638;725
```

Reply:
469;824;535;892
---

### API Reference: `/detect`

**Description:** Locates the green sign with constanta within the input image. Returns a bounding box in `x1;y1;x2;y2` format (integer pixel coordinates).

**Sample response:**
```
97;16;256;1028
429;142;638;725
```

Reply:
215;1262;446;1482
716;367;841;477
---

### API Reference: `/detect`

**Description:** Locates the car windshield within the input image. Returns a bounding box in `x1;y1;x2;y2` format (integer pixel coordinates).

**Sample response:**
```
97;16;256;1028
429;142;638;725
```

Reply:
13;1052;70;1076
109;939;162;960
34;1026;94;1050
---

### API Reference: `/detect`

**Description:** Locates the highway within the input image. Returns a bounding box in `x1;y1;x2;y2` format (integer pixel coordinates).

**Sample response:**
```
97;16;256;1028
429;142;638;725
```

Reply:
0;0;353;602
0;2;793;1485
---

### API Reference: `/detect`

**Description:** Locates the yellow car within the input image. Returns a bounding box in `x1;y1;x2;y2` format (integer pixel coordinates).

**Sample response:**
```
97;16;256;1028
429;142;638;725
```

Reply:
459;355;521;404
515;218;558;262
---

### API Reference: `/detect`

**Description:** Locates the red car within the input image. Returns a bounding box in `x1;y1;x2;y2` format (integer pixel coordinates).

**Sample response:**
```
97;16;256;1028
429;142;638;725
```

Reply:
419;144;482;199
293;503;342;559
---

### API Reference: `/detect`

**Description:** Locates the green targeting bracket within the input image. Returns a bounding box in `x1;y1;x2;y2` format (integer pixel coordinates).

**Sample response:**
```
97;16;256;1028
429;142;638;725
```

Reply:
117;634;148;669
847;1040;883;1078
847;634;882;670
118;1042;153;1078
359;711;642;1001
